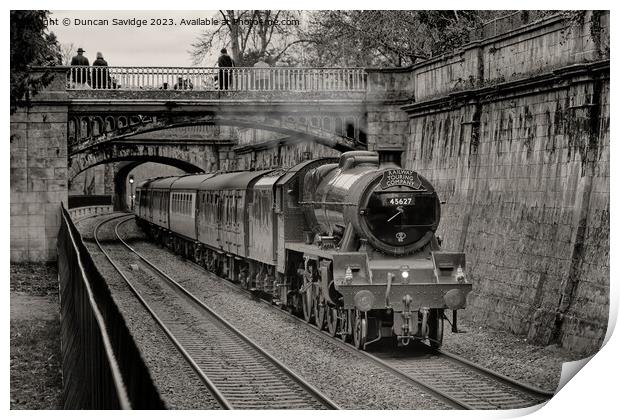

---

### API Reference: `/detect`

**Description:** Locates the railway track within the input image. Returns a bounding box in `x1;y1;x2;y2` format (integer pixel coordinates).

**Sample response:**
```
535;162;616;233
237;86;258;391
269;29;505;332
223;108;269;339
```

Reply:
109;214;555;410
228;281;553;409
373;347;553;409
114;219;554;410
94;214;339;410
251;288;553;409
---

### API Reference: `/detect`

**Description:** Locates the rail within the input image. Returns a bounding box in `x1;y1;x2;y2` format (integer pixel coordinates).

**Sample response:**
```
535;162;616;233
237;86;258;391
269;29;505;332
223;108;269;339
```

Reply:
66;66;367;92
57;206;164;409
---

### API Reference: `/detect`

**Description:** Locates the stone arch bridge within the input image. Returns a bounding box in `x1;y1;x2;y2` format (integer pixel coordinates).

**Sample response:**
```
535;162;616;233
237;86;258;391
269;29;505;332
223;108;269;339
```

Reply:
11;65;409;260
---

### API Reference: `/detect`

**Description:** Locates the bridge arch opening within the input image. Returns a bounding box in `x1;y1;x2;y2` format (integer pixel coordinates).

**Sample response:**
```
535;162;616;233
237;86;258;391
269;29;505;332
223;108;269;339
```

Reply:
69;156;205;211
116;161;199;211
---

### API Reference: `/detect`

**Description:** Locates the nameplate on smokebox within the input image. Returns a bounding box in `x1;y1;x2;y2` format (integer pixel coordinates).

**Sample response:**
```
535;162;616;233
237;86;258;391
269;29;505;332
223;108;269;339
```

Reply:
380;169;422;189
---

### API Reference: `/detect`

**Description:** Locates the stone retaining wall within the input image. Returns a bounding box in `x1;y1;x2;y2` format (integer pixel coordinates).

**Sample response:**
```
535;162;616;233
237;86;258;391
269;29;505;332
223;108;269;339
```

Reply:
402;11;609;355
11;96;69;261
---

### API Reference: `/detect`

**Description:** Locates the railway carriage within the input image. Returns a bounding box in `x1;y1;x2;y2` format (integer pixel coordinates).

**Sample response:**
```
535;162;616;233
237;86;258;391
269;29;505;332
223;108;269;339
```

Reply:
195;170;273;277
135;151;472;349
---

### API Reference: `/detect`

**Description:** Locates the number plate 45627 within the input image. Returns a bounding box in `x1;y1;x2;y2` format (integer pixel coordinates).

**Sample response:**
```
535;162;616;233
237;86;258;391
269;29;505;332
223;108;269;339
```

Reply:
380;194;415;206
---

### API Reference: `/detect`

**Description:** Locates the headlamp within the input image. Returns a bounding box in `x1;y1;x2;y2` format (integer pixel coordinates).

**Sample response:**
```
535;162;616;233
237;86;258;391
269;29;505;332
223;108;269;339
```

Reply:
400;265;410;282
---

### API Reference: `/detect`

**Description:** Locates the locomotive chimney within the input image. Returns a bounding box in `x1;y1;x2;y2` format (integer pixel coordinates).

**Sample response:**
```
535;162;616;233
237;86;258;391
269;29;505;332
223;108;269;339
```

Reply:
377;149;403;168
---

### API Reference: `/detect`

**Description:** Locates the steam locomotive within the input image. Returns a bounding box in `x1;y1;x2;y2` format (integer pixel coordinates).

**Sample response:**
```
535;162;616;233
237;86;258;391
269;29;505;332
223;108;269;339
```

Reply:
134;151;471;349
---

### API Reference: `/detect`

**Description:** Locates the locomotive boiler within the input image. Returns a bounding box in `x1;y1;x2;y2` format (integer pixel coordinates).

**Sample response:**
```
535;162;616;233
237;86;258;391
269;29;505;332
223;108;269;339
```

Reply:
134;151;471;349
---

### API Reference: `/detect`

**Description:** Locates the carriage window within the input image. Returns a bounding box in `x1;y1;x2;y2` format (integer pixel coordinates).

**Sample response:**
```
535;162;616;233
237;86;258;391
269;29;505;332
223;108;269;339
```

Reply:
226;196;230;223
235;195;239;224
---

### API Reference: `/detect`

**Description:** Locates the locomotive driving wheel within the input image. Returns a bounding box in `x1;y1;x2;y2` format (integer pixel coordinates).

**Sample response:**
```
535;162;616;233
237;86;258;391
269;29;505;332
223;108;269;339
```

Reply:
353;310;368;349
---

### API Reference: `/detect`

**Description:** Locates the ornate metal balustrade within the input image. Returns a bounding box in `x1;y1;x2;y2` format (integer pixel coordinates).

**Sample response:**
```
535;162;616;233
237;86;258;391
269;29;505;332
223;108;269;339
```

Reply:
67;66;367;92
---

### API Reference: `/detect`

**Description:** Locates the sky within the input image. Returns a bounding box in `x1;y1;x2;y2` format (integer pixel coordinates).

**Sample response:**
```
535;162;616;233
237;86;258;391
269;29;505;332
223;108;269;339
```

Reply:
49;10;227;66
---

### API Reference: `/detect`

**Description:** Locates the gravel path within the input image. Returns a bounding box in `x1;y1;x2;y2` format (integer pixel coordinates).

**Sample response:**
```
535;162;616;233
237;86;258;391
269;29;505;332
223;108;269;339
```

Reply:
78;214;221;409
117;219;451;409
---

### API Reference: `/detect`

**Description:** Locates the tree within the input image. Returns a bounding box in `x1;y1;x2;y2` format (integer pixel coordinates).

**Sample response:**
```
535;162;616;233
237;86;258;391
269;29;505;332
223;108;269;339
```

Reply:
191;10;306;66
301;10;510;67
60;42;76;66
10;10;61;113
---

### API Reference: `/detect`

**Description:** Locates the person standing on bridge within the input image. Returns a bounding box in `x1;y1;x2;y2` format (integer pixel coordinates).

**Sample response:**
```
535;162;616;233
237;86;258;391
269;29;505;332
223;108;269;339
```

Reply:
70;47;90;87
253;56;270;90
217;48;234;90
92;52;110;89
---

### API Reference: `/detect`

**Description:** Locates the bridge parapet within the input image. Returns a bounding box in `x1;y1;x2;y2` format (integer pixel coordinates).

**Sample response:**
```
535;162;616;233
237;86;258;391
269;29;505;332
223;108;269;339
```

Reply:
66;66;367;93
68;204;113;222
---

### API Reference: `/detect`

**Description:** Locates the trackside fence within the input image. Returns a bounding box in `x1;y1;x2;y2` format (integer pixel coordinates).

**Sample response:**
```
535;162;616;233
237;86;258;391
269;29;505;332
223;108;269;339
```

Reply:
58;205;165;409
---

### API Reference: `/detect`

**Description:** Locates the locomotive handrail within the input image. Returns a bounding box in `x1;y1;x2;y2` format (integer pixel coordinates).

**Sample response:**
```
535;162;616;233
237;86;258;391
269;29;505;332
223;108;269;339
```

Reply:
66;66;368;92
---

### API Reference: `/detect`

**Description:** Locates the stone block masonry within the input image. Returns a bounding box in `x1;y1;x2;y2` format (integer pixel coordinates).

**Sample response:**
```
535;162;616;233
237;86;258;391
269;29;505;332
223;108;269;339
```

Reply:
402;11;609;355
11;103;69;262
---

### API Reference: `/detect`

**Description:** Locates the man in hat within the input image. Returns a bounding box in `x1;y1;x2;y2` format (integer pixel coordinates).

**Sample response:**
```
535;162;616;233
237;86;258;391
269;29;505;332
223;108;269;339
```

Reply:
70;47;90;86
71;47;89;65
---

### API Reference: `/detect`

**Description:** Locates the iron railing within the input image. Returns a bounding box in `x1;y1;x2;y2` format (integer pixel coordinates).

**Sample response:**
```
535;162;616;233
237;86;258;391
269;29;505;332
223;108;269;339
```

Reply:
66;66;368;92
58;206;164;409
